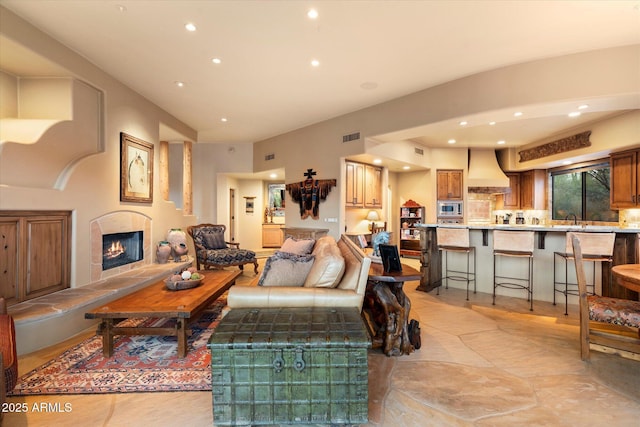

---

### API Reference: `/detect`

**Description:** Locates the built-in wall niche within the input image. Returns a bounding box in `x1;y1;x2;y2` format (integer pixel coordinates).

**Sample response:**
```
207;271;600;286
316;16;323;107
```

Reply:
268;183;285;217
102;231;144;271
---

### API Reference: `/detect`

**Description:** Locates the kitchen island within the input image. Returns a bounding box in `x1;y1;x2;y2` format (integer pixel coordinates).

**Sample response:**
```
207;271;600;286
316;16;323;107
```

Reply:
416;224;639;305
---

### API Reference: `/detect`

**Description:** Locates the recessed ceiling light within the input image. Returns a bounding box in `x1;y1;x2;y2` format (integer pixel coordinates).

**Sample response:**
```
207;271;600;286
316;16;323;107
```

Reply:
175;81;184;87
311;59;320;67
497;140;506;145
514;111;523;117
307;9;319;19
403;166;411;170
448;139;456;144
221;117;228;122
373;159;382;164
270;173;277;178
459;121;468;126
185;23;197;32
116;4;127;13
212;58;222;64
578;104;589;110
563;160;572;165
568;111;581;118
489;121;496;126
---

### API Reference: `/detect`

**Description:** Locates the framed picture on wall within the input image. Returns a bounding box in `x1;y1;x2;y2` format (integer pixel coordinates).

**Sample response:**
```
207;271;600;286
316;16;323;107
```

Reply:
120;132;154;203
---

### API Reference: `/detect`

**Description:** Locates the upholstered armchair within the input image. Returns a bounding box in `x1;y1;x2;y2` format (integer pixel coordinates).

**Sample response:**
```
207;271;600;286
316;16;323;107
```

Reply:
187;224;258;274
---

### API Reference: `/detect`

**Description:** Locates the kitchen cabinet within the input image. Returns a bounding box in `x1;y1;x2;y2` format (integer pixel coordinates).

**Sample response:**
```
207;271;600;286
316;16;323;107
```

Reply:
262;224;284;248
610;150;639;208
0;211;71;306
502;173;521;209
496;170;546;210
520;170;547;210
364;164;382;208
345;161;382;208
437;170;463;200
400;204;423;257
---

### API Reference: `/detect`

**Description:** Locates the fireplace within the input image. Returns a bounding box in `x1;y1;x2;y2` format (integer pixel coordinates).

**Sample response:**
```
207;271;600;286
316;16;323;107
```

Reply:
102;231;144;271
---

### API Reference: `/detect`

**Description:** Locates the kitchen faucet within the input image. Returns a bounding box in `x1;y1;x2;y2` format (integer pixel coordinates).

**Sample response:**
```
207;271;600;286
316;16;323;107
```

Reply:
565;214;578;225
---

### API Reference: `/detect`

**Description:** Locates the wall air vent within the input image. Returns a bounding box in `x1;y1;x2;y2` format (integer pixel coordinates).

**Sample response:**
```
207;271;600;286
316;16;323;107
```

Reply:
414;147;424;156
342;132;361;143
265;153;275;161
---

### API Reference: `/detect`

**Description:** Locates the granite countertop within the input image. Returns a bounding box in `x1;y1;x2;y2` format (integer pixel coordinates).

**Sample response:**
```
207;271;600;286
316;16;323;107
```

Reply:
416;223;640;233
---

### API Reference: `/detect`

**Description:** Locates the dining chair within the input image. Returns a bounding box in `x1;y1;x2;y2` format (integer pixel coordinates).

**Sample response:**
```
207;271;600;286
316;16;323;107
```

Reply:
572;235;640;361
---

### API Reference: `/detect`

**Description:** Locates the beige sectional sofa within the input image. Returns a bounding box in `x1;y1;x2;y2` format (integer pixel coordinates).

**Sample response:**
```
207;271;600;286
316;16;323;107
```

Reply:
227;235;371;310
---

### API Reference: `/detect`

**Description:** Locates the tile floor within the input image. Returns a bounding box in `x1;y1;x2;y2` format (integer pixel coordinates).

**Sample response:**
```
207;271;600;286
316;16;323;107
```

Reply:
4;258;640;426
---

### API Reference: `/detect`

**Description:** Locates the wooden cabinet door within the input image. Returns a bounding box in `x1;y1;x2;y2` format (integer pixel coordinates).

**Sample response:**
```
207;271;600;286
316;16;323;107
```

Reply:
520;171;534;209
520;170;547;210
610;151;638;208
24;215;70;300
345;161;364;207
503;173;520;209
262;225;283;248
437;170;463;200
364;165;382;208
0;218;19;303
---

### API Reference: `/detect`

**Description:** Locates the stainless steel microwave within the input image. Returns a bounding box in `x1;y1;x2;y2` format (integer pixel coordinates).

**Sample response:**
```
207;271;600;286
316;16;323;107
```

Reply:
437;200;463;217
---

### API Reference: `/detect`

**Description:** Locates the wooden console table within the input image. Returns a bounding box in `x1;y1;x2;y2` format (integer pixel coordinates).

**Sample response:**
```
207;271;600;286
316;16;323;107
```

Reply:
364;262;421;356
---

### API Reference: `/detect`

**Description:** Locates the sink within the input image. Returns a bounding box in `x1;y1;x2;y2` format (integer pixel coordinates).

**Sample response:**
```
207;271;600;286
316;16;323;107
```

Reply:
551;225;584;229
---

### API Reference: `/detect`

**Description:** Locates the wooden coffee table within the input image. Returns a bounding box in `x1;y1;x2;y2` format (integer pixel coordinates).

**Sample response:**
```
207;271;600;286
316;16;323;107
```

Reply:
86;269;241;358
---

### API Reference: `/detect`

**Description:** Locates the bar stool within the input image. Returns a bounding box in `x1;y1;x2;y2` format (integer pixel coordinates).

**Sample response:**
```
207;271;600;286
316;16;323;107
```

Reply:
553;231;615;315
436;227;476;300
493;230;535;311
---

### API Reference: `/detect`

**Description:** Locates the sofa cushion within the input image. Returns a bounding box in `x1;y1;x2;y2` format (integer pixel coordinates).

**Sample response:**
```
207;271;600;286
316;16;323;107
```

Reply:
258;251;315;287
304;236;345;288
280;237;315;255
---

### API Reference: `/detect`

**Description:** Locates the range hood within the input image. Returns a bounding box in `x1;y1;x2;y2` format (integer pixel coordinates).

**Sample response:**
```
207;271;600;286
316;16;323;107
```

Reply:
467;149;510;193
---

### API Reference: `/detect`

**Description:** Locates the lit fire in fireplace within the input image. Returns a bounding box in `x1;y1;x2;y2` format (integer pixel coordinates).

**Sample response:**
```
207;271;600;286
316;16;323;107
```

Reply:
104;240;126;259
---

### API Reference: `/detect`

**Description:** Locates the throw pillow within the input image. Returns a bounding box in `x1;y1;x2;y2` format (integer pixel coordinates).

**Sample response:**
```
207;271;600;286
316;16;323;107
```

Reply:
304;239;345;288
258;251;315;287
280;237;315;255
203;232;227;249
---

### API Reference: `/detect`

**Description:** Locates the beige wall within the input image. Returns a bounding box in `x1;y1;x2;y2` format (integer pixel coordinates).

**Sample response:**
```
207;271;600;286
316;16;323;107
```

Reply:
0;8;198;286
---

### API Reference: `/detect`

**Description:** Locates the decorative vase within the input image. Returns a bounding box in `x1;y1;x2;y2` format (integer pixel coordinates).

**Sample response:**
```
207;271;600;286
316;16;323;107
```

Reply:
172;242;189;262
167;228;188;262
156;241;172;264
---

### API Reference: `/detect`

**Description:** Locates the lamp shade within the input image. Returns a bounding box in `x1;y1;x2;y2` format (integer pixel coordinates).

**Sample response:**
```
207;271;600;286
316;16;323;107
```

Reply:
366;210;380;221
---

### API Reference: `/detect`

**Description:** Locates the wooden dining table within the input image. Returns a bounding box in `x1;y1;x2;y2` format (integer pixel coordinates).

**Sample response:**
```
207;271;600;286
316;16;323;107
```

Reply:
611;264;640;294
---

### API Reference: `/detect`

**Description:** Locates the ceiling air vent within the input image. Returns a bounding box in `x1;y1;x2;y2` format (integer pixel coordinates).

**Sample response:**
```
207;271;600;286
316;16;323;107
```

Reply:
414;147;424;156
342;132;361;143
265;153;275;161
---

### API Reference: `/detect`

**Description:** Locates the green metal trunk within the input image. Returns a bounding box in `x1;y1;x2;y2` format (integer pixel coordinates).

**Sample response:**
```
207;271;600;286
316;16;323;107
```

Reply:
207;307;370;426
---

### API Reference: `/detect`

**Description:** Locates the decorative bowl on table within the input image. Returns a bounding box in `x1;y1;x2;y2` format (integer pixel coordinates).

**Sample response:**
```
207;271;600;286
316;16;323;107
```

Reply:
165;272;204;291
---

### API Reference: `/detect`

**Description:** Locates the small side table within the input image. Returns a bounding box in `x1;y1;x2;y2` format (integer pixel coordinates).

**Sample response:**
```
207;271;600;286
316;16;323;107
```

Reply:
364;262;421;356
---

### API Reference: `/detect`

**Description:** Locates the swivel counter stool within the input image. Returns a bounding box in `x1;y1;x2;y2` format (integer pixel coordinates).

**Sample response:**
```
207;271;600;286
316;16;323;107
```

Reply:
492;230;535;311
553;231;615;315
436;227;476;300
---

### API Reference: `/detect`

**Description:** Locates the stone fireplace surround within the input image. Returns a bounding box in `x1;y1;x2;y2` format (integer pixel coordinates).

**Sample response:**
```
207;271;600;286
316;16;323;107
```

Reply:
90;211;151;282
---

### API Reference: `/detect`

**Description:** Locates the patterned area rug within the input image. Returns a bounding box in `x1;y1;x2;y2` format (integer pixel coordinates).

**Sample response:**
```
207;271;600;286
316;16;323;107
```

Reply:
10;299;226;395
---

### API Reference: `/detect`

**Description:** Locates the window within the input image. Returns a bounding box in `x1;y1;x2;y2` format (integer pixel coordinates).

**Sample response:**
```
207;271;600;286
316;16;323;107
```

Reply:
551;161;618;222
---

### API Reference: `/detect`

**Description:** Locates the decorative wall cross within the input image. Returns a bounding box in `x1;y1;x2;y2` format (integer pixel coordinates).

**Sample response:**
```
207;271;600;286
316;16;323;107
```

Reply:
286;169;336;220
